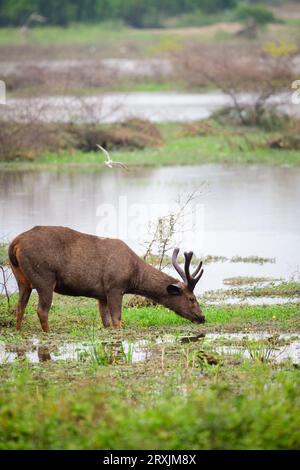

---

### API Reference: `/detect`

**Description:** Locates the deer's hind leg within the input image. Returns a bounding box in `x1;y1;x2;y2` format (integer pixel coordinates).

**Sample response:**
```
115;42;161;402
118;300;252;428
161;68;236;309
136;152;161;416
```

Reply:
11;264;32;330
98;298;112;328
34;274;56;333
16;283;32;331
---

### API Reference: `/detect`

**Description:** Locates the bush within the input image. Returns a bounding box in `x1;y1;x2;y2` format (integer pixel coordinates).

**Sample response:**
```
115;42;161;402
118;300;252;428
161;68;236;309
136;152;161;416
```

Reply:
173;41;297;127
125;295;157;308
71;119;162;152
0;119;163;161
267;135;300;150
212;106;290;130
235;3;278;25
0;121;74;161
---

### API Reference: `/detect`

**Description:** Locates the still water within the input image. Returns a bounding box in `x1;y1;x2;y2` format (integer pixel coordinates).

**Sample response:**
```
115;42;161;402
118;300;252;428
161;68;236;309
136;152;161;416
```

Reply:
0;164;299;293
0;332;299;365
4;91;295;123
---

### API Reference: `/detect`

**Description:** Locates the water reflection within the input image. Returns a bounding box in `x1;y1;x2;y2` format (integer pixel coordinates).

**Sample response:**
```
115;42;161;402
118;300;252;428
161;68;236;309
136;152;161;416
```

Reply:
1;332;299;365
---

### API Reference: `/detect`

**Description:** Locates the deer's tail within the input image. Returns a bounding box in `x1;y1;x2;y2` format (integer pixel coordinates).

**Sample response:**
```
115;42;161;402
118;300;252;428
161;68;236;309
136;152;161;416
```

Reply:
8;240;19;268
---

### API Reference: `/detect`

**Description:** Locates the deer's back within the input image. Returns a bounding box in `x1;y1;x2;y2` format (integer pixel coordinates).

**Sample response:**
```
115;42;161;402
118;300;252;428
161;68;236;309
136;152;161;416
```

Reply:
9;226;138;297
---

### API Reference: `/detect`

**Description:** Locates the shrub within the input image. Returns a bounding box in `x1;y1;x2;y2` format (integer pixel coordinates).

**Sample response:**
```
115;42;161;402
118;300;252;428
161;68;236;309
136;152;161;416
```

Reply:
70;119;162;152
212;106;290;130
235;3;278;25
0;119;163;161
173;41;297;126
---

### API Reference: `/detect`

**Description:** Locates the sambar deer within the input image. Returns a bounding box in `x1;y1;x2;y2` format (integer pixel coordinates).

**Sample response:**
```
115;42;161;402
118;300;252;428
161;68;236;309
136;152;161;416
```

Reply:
8;226;205;332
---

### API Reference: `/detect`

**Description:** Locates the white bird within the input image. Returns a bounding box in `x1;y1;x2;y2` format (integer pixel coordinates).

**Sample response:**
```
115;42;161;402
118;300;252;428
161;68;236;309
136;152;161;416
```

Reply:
96;144;129;171
20;13;46;35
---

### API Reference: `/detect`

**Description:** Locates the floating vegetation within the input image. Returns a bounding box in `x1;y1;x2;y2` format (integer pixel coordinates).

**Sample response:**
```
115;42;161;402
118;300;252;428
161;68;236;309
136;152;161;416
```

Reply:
230;255;276;265
223;277;281;287
204;281;300;303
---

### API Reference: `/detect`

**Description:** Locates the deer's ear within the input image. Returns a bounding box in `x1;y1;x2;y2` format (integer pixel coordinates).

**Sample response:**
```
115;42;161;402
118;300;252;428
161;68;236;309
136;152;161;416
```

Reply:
167;284;183;296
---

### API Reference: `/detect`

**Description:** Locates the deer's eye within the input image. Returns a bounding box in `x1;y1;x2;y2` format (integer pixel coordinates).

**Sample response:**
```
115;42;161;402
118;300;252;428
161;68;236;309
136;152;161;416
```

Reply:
189;297;195;303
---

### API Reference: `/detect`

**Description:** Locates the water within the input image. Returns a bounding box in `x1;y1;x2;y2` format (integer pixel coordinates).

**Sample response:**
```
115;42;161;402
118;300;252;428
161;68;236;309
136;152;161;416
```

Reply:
4;92;231;123
0;332;299;365
3;91;294;124
1;164;299;294
0;337;151;364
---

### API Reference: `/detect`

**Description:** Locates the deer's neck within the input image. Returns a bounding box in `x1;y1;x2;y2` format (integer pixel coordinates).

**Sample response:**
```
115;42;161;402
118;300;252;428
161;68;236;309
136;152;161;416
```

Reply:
132;260;177;301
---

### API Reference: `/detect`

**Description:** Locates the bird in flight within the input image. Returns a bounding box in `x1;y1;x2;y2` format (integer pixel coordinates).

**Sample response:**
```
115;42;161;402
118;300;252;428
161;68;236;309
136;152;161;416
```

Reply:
20;13;46;35
96;144;129;171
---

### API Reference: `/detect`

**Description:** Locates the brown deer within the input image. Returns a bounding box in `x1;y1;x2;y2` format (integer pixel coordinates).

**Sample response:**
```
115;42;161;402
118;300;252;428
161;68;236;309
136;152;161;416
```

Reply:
8;226;205;332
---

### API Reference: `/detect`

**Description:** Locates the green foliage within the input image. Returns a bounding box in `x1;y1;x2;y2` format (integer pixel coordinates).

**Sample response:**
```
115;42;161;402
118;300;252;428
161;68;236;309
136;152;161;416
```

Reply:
0;364;299;449
0;0;238;27
2;122;300;168
0;294;299;449
235;3;277;25
0;243;8;264
212;106;290;131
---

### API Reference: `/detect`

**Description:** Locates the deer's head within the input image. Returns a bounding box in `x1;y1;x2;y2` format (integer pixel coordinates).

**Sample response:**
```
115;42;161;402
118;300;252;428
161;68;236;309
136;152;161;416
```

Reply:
166;248;205;324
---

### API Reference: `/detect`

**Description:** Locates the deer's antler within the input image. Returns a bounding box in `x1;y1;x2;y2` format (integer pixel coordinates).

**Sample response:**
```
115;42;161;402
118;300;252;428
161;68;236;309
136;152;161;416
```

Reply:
172;248;186;282
172;248;204;292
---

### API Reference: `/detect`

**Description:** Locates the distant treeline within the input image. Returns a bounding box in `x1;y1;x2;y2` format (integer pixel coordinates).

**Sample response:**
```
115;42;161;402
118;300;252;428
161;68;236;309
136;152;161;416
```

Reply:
0;0;280;28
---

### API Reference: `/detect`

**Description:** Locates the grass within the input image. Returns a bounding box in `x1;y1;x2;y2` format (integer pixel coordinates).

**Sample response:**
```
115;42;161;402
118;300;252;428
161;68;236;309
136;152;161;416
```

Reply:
7;80;183;99
0;243;8;264
1;294;299;339
230;255;276;264
0;22;237;49
0;294;299;449
0;293;299;449
0;23;159;47
0;23;192;60
143;253;275;267
204;281;300;303
1;124;300;170
1;20;299;450
0;364;299;449
0;21;297;48
223;276;281;286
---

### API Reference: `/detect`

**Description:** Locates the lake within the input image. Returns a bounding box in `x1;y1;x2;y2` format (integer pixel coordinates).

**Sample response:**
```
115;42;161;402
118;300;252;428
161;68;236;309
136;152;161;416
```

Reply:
1;164;299;294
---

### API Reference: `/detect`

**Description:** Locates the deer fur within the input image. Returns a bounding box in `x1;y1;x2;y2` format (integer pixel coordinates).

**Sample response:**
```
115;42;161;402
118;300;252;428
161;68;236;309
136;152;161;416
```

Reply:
8;226;205;332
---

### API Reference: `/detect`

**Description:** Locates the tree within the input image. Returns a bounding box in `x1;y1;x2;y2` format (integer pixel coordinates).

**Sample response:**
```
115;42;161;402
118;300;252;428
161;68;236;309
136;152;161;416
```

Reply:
235;3;277;25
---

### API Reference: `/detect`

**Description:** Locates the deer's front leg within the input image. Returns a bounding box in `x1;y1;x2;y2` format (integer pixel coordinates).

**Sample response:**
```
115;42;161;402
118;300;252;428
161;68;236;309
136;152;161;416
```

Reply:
107;290;123;328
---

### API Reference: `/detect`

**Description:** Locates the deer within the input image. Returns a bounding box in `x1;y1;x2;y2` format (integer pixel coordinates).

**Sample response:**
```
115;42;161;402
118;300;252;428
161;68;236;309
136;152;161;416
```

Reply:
8;226;205;332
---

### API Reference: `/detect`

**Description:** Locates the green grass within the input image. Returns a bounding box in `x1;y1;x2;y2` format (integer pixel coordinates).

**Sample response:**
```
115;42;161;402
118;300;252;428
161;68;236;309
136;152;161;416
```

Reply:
204;281;300;302
0;23;157;46
0;23;188;59
0;22;235;49
223;276;281;286
0;243;8;264
0;294;299;449
117;79;183;93
1;294;299;339
0;21;297;48
124;303;299;329
0;363;299;449
7;79;184;99
1;126;300;171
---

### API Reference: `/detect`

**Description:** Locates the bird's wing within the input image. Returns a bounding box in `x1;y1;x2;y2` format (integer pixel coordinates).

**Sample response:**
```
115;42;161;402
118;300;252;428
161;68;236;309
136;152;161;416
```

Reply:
114;162;129;171
96;144;111;162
